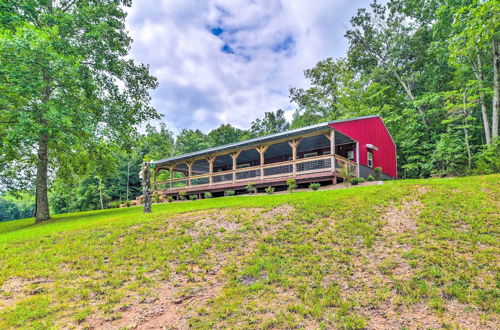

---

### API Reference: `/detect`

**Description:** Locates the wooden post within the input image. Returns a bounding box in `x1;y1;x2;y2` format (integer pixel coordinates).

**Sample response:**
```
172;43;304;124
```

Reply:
256;145;269;180
230;151;241;183
186;161;193;186
330;130;336;172
169;165;174;190
141;162;152;213
207;156;215;186
288;139;301;175
355;141;360;178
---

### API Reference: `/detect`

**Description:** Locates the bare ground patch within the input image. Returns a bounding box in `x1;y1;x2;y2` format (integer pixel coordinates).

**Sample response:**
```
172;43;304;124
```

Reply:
0;277;52;312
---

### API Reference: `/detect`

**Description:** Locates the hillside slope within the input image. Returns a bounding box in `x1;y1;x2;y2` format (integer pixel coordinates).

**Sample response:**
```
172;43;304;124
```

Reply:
0;175;499;329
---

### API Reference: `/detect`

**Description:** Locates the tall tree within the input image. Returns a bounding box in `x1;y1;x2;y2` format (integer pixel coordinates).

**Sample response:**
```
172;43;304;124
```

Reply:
0;1;159;222
208;124;246;147
249;109;290;137
175;129;210;154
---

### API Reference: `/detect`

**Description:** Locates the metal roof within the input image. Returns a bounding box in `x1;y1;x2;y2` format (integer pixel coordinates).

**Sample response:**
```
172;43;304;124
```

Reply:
152;115;380;166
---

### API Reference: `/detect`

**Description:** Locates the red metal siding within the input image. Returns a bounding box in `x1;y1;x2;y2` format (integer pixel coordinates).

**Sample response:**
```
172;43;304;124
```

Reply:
330;117;397;178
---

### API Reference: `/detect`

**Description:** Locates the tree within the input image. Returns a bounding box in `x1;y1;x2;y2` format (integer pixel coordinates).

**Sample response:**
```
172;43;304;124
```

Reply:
0;1;159;223
208;124;246;147
249;109;290;137
175;129;210;154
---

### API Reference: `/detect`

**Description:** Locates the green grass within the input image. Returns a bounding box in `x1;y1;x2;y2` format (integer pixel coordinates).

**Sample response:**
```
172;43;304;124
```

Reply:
0;175;499;329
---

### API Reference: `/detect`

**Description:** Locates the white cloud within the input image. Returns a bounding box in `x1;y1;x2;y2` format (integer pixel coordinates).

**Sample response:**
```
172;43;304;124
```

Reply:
126;0;374;133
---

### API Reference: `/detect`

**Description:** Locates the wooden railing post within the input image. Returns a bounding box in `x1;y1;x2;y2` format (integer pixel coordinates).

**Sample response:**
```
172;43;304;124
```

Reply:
288;139;301;176
256;145;269;180
186;161;193;186
153;167;158;191
169;165;174;190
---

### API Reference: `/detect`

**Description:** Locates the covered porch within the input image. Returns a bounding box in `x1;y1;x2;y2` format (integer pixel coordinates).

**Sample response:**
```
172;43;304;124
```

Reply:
152;128;359;195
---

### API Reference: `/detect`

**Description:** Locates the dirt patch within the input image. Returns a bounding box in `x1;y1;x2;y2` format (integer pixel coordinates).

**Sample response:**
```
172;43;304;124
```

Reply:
0;277;52;312
383;199;422;234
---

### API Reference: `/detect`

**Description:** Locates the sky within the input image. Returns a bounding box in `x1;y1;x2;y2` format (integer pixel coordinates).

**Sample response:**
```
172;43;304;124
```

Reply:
126;0;374;134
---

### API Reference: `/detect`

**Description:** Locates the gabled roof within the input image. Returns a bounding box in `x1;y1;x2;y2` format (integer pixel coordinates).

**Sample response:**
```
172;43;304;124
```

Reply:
152;115;380;166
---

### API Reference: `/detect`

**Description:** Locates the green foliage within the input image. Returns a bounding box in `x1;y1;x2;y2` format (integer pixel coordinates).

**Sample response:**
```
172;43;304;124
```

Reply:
107;201;121;209
224;190;235;196
178;191;187;200
351;177;366;185
286;179;297;192
249;109;290;137
208;124;246;147
152;193;160;203
189;194;198;201
338;164;353;185
374;167;382;181
474;140;500;174
431;130;469;176
265;186;275;195
204;192;213;199
367;175;375;182
309;183;321;191
167;196;174;203
246;182;256;194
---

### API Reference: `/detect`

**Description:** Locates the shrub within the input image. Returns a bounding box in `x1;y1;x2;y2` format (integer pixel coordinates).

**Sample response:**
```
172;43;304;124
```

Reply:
178;191;187;200
265;186;275;195
189;194;198;200
474;140;500;174
225;190;235;196
204;192;213;199
367;174;375;181
350;177;366;185
246;182;256;194
152;193;160;203
167;196;174;203
286;179;297;192
125;200;132;207
107;201;121;208
338;163;353;186
309;183;321;191
374;167;382;180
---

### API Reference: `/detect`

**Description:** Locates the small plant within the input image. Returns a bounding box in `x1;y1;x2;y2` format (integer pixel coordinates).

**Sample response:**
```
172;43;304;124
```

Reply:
167;196;174;203
309;183;321;191
286;179;297;192
189;194;198;200
107;201;121;208
204;192;213;199
178;191;187;200
338;163;353;186
225;190;235;196
374;167;382;180
367;174;375;181
152;193;160;203
246;182;257;194
350;177;366;185
125;200;132;207
265;186;275;195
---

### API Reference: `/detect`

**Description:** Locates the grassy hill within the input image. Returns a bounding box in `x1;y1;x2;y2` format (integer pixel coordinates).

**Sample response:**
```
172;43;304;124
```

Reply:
0;175;498;329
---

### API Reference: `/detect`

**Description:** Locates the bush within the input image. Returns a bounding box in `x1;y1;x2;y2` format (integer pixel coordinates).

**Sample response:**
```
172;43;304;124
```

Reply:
178;191;187;200
189;194;198;200
474;140;500;174
225;190;235;196
286;179;297;192
167;196;174;203
367;174;375;181
152;193;160;203
125;200;132;207
107;201;121;209
350;177;366;185
309;183;321;191
204;192;213;199
265;186;275;195
374;167;382;181
338;163;353;186
246;182;256;194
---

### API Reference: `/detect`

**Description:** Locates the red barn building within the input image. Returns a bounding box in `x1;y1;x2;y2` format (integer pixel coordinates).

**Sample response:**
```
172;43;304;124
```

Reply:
152;115;397;197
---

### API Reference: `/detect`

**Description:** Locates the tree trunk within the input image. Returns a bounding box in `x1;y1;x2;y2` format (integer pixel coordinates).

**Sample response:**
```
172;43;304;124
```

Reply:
475;52;492;145
463;91;472;170
393;71;430;127
492;39;499;139
35;132;50;223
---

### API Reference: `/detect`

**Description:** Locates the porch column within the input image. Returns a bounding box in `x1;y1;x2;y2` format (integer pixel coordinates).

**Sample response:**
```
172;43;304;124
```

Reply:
153;167;158;191
230;151;241;183
256;145;269;180
186;161;193;186
207;156;215;186
169;165;174;190
330;129;336;172
288;139;301;176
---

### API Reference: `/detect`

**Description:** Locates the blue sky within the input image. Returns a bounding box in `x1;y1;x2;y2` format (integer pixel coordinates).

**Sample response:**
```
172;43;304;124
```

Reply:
126;0;374;133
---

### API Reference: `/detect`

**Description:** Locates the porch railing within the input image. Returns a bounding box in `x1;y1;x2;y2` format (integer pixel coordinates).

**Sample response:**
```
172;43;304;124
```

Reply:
155;154;357;191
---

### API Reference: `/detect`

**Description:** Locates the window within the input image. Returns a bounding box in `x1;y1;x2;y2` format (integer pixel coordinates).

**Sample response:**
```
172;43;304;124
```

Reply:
304;152;318;158
367;151;373;168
